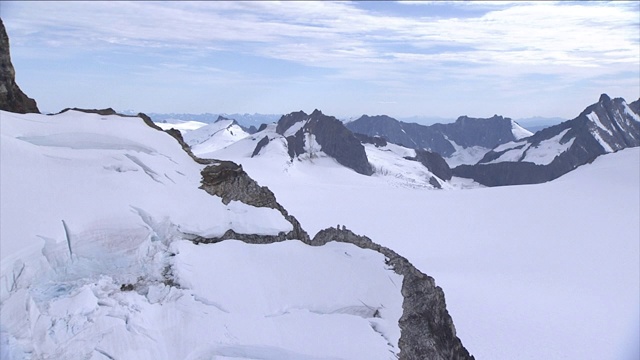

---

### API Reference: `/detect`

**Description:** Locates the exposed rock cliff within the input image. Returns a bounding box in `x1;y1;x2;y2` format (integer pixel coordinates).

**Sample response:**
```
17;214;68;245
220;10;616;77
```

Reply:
310;227;474;360
198;160;310;243
405;149;453;181
346;114;530;157
276;109;374;175
0;19;39;114
453;94;640;186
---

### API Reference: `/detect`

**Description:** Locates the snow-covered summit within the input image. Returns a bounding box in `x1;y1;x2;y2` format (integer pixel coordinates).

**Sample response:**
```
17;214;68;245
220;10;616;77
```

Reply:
183;118;251;154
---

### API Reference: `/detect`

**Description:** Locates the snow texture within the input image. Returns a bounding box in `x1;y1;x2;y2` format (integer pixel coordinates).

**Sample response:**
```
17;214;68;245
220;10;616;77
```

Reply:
214;138;640;360
155;119;208;134
510;120;533;140
1;110;405;359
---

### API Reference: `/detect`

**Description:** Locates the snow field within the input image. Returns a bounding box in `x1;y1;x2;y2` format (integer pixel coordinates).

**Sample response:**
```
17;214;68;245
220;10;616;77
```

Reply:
0;110;405;359
225;145;640;360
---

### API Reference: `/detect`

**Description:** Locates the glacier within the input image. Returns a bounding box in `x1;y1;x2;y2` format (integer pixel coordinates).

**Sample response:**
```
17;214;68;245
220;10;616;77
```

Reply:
0;110;407;359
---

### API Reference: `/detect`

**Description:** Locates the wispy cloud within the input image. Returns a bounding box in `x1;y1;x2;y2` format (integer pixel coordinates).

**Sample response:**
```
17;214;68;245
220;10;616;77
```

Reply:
2;1;638;117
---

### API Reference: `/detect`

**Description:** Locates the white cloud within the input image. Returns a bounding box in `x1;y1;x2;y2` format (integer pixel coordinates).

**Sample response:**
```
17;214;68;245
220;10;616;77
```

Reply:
2;1;638;117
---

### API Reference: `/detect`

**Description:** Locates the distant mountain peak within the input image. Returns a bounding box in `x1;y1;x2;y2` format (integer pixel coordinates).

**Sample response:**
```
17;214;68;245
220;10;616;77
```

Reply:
453;94;640;186
215;115;233;122
599;93;611;103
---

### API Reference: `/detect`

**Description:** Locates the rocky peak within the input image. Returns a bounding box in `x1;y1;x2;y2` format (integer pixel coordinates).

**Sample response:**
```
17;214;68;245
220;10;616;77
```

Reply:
275;110;308;135
598;93;611;104
0;19;40;114
453;94;640;186
215;115;233;123
272;109;373;175
302;110;373;175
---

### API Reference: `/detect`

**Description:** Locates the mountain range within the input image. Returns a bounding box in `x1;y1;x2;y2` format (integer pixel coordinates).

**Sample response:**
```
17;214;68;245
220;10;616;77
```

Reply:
2;17;639;360
185;94;638;188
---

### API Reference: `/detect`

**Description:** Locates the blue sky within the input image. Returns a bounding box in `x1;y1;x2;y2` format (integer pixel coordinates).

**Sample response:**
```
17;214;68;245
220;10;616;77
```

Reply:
1;1;639;120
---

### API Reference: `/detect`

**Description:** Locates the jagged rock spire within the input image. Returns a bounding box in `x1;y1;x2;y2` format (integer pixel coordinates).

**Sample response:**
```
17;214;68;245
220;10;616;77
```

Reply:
0;18;40;114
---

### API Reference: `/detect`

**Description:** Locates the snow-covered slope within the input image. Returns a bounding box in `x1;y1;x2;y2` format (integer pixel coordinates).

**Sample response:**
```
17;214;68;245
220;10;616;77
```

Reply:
0;110;410;359
183;118;250;154
226;143;640;360
154;119;207;134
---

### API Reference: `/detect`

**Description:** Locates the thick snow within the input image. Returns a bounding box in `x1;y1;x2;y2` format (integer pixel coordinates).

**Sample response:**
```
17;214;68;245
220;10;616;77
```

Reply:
221;143;640;360
2;237;403;359
0;110;404;359
492;140;522;153
283;120;305;137
183;119;250;154
520;129;575;165
487;129;575;165
364;143;450;189
486;144;527;163
591;128;615;153
0;110;291;262
510;119;533;140
587;111;613;137
203;126;451;190
444;136;491;167
155;119;208;133
624;103;640;123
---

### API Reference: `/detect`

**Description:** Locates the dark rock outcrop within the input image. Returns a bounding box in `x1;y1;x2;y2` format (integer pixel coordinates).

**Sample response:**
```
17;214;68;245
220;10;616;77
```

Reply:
453;94;640;186
0;19;39;114
275;110;308;135
198;160;309;242
251;135;270;157
405;149;453;181
311;227;474;360
276;109;373;175
629;99;640;115
347;114;525;157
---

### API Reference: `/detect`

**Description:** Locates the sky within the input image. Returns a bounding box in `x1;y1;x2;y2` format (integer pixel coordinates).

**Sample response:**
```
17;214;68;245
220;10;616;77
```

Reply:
1;1;639;120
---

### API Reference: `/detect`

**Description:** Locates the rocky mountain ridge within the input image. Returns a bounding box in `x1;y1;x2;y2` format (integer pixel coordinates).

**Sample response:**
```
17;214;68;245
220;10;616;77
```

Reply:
275;109;374;175
346;114;532;158
453;94;640;186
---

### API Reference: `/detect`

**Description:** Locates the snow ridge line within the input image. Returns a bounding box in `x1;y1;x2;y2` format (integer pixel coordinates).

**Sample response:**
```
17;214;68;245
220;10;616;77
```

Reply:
159;119;474;359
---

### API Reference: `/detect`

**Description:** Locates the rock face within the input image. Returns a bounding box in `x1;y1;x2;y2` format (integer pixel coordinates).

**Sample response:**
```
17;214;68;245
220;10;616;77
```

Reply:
405;149;453;181
453;94;640;186
251;135;270;157
310;227;474;360
0;19;39;114
198;160;310;243
276;109;373;175
346;114;530;157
